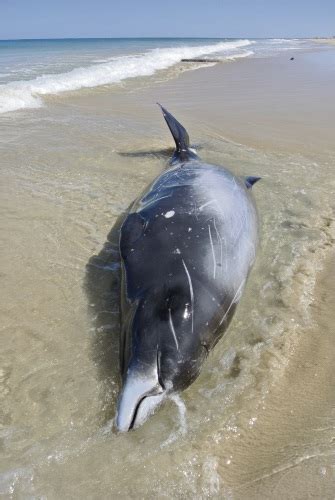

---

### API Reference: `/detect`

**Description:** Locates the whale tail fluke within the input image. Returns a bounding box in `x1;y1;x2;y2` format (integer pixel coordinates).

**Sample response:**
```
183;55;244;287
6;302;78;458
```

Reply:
157;103;198;164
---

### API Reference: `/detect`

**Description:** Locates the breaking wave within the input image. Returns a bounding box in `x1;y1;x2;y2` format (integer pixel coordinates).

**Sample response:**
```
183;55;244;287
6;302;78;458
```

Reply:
0;40;253;114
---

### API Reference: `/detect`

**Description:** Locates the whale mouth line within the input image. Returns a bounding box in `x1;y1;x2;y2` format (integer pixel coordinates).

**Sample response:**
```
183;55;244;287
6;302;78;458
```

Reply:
127;351;167;430
120;386;167;432
128;391;158;431
115;360;166;432
129;395;147;430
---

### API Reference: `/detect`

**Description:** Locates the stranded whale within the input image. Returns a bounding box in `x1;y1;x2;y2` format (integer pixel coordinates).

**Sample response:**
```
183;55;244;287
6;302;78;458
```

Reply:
115;105;260;432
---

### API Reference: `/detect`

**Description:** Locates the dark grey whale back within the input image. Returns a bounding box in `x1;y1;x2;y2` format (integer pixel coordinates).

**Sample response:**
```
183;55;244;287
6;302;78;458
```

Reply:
116;106;260;431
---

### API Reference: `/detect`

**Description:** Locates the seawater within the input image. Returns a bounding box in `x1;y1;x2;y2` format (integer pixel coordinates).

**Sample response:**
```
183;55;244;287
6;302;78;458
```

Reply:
0;39;335;498
0;37;321;113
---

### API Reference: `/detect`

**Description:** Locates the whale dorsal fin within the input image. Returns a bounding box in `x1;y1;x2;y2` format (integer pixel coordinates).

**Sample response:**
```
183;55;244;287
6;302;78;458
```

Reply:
157;103;198;163
245;176;261;189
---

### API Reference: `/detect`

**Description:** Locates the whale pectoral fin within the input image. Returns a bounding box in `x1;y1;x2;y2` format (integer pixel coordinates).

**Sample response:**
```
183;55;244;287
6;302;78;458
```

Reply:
120;213;145;256
157;103;198;163
245;176;261;189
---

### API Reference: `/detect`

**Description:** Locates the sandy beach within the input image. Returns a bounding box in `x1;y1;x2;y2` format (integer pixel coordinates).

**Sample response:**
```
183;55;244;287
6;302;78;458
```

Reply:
313;38;335;45
232;253;335;498
1;41;335;497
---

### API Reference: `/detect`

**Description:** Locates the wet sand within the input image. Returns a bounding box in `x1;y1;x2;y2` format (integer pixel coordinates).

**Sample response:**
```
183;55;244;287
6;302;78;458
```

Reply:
1;46;335;498
218;252;335;499
60;48;335;156
313;38;335;46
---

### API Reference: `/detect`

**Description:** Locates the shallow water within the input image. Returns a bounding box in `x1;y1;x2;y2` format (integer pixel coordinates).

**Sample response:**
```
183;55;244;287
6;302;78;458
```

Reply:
1;43;335;498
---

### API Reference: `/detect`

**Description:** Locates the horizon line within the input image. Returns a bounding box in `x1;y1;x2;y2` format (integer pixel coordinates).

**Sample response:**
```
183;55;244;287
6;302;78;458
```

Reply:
0;35;327;42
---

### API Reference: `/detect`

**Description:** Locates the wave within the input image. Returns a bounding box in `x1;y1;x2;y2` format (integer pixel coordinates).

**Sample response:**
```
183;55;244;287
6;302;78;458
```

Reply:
0;40;253;114
225;50;254;61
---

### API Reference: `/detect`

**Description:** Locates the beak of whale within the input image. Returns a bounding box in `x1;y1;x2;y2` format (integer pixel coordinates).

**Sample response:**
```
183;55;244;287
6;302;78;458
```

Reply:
115;367;165;432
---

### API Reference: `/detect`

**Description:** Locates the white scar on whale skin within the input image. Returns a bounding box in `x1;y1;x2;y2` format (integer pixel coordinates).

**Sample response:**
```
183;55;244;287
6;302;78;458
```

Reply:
168;308;179;350
181;258;194;333
208;224;216;279
213;218;223;276
164;210;175;218
199;199;217;211
137;193;172;211
219;280;245;326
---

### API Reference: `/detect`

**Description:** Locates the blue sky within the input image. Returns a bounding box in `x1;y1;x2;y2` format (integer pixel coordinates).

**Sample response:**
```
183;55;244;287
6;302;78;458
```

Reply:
1;0;334;39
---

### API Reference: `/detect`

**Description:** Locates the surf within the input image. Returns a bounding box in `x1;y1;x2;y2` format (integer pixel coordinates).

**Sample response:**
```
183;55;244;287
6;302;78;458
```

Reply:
0;40;253;114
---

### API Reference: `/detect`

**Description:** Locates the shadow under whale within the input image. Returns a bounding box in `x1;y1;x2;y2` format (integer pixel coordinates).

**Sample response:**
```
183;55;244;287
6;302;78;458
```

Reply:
84;211;127;425
117;144;203;159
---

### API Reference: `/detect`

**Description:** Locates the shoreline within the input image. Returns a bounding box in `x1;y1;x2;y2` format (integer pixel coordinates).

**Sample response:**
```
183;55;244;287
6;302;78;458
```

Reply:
313;37;335;45
39;44;335;156
0;38;329;116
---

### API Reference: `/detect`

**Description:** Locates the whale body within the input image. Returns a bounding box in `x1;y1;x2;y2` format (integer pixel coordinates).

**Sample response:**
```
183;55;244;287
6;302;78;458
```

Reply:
116;105;260;432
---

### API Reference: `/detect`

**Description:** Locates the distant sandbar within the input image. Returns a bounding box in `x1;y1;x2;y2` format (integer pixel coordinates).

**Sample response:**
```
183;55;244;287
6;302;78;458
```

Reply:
312;37;335;45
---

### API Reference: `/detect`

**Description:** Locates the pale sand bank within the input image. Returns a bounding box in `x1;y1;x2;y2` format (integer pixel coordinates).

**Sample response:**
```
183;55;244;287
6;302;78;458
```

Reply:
313;38;335;45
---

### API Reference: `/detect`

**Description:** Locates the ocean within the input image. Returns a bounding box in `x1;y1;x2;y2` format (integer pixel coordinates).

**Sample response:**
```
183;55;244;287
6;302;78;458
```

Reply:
0;37;319;114
0;37;335;498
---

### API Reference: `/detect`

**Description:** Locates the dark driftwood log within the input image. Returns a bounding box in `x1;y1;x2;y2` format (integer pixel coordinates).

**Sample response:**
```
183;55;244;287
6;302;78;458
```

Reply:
181;58;222;63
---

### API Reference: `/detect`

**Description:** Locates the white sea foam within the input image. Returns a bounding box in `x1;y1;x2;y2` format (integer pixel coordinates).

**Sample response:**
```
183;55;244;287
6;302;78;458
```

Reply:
0;40;253;114
225;49;254;60
161;394;188;448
